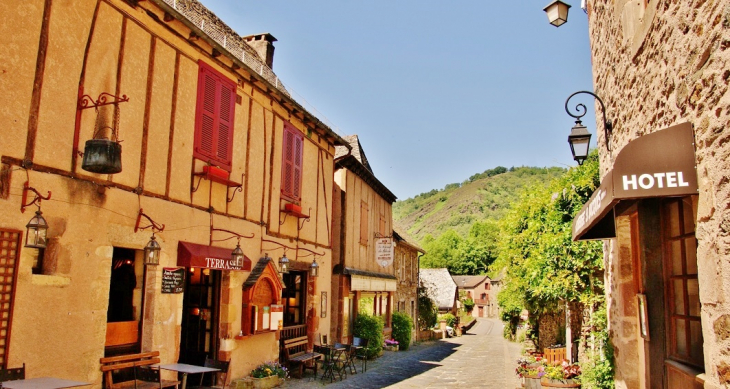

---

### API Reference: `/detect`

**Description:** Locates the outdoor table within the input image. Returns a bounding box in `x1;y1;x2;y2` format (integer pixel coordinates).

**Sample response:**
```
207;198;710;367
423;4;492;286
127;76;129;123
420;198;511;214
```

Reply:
155;363;220;389
1;377;90;389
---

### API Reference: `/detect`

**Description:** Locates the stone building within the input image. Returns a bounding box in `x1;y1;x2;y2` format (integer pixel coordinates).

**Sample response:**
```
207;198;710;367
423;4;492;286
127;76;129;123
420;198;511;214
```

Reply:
570;1;730;387
393;228;424;342
452;274;500;318
331;135;397;343
0;0;347;385
419;268;458;315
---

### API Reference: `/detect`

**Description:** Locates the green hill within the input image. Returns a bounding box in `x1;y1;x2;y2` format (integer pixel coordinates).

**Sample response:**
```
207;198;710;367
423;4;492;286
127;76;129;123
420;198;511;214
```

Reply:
393;166;566;243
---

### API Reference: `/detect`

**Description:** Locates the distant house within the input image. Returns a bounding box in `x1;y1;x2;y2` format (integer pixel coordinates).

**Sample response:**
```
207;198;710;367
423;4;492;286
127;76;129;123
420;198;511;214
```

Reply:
393;228;424;341
419;268;457;315
452;275;498;318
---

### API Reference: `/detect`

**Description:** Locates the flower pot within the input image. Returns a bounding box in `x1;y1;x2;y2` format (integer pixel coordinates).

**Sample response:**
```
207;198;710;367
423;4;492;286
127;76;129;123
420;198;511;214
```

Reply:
540;377;580;388
523;375;542;389
82;139;122;174
384;345;399;351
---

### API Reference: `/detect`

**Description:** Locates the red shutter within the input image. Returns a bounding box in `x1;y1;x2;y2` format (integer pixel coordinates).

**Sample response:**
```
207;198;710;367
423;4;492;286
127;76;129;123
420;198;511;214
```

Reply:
281;123;304;202
292;134;303;201
194;61;236;171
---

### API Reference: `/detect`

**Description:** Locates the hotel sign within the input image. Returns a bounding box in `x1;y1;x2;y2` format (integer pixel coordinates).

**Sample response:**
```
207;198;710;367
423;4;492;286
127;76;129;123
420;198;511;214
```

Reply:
573;123;698;240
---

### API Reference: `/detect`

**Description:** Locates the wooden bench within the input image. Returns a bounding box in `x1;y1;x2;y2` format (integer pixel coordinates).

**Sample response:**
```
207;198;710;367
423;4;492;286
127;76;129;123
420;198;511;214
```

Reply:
100;351;180;389
282;336;321;379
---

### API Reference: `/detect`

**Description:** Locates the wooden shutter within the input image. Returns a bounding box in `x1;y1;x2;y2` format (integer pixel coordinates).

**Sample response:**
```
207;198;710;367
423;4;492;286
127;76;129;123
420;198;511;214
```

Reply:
194;61;235;171
0;229;21;368
359;201;369;245
281;123;304;202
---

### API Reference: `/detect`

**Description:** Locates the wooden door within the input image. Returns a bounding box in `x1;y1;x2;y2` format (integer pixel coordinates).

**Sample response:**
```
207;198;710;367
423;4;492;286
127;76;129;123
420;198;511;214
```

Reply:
180;269;220;365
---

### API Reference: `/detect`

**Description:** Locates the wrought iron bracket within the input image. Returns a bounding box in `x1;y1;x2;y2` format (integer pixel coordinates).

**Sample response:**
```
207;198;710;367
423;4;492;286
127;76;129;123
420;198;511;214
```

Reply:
565;91;613;151
279;207;311;230
134;209;165;233
261;238;325;257
21;181;51;213
209;214;255;244
78;92;129;110
374;232;393;239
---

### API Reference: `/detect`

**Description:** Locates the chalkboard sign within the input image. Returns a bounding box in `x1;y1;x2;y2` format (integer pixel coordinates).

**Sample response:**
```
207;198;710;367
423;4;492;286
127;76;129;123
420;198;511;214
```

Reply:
162;267;185;294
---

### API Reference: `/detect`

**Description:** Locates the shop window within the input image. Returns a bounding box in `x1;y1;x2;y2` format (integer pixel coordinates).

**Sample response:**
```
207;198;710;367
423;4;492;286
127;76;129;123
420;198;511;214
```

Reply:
194;61;236;171
281;123;304;203
106;248;143;353
242;259;283;335
359;201;369;245
663;197;703;368
282;271;307;326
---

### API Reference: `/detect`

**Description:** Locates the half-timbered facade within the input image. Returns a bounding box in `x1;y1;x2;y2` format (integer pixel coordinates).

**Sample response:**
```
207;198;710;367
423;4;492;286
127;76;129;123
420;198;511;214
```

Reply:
0;0;346;385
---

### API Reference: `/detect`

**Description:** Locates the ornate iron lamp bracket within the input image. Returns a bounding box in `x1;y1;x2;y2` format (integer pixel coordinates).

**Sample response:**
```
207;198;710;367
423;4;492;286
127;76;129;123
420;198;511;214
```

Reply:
78;92;129;110
565;91;613;151
21;181;51;213
134;209;165;233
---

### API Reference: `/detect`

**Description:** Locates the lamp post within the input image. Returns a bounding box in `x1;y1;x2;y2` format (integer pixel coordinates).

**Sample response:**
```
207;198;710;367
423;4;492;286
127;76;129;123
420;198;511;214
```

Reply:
565;91;613;164
544;0;571;27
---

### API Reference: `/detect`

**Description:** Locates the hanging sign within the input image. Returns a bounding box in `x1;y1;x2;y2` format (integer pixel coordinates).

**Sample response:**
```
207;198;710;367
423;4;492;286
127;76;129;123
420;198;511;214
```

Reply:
161;267;185;294
375;237;394;267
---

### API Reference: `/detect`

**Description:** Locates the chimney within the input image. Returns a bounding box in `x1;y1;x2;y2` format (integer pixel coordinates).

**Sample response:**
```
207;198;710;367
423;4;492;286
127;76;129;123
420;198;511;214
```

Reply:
243;33;277;69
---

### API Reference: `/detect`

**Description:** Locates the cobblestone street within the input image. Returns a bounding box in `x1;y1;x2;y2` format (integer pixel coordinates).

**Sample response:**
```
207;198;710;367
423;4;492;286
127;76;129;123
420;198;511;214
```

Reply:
280;318;521;389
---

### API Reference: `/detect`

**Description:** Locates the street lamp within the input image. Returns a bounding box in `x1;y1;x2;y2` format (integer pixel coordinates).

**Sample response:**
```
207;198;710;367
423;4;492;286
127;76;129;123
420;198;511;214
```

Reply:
232;240;245;268
544;0;571;27
565;91;613;165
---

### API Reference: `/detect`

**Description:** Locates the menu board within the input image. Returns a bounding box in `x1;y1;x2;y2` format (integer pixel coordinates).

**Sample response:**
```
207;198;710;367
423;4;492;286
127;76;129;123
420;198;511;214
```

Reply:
162;267;185;294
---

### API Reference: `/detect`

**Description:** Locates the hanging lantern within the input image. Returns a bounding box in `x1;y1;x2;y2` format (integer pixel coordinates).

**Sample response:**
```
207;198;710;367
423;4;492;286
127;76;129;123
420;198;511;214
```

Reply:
279;253;290;274
82;139;122;174
144;233;161;266
232;243;245;268
309;258;319;278
25;210;48;249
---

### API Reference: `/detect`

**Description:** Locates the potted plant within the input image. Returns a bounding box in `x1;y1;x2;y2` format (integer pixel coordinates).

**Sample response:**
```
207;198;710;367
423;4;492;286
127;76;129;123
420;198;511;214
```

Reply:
383;338;399;351
248;361;287;389
541;360;581;388
516;355;545;389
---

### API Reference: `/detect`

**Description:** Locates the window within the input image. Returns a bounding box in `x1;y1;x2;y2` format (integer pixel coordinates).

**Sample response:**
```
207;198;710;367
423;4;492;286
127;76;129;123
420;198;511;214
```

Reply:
281;123;304;203
485;283;490;290
31;248;45;275
194;61;236;171
663;197;703;368
359;201;369;245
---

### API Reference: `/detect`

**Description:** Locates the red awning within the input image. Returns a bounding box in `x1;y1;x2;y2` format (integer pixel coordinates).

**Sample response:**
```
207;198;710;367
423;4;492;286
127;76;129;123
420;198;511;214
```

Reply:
177;242;252;271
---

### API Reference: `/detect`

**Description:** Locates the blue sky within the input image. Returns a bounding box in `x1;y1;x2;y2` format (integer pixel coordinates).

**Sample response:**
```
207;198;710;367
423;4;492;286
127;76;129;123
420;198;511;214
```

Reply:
200;1;597;200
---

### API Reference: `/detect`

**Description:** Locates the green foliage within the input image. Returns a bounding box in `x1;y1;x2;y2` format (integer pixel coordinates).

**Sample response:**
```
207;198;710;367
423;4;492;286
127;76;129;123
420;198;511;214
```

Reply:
391;312;413;351
493;152;603;317
438;313;456;327
354;313;384;359
461;297;475;313
419;220;500;275
580;296;614;389
393;166;566;243
417;282;438;330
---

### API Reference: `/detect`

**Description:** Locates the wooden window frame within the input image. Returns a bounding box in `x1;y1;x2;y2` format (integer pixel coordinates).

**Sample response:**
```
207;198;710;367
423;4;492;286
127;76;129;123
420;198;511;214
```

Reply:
662;197;703;369
281;123;304;204
193;61;236;171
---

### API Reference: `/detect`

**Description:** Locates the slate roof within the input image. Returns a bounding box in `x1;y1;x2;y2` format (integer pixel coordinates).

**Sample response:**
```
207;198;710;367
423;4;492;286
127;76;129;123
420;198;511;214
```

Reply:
452;275;490;289
335;135;373;173
244;256;277;288
393;228;425;254
419;268;457;311
335;135;397;203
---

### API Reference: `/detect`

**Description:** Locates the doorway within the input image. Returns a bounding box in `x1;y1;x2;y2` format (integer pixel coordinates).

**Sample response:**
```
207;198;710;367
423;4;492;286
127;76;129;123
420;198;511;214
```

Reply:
180;268;220;365
106;247;143;356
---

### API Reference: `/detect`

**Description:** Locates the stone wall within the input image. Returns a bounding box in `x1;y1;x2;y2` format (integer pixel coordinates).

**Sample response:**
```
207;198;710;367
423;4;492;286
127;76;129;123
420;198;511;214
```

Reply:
588;0;730;386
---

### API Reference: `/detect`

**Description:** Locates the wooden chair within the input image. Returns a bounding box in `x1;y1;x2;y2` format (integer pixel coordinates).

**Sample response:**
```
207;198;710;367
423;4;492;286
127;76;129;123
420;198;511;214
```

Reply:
0;363;25;382
188;357;230;389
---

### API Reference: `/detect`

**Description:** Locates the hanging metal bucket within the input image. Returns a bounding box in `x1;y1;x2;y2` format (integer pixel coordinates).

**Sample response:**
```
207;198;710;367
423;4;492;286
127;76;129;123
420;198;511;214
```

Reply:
82;139;122;174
